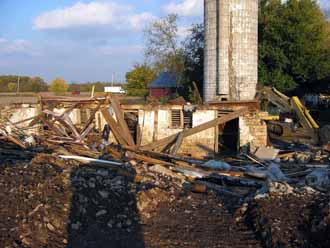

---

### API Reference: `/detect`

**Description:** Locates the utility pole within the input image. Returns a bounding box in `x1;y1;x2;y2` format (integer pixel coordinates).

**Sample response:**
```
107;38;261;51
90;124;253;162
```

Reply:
16;76;20;95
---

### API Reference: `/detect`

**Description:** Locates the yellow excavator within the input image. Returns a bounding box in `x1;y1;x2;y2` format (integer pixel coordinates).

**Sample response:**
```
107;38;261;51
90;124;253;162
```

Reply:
258;87;329;145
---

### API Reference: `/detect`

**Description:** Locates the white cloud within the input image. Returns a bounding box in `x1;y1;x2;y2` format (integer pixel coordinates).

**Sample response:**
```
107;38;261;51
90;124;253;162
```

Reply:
164;0;203;17
0;38;34;55
33;1;156;31
178;26;191;38
128;12;156;31
98;44;144;56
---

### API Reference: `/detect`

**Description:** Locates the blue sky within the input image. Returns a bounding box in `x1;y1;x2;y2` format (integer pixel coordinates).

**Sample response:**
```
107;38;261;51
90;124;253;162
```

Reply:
0;0;327;83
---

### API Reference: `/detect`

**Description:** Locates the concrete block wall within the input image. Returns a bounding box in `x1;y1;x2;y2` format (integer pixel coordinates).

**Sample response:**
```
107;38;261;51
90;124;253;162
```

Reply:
204;0;218;102
139;110;156;146
180;110;216;155
204;0;258;102
140;109;217;156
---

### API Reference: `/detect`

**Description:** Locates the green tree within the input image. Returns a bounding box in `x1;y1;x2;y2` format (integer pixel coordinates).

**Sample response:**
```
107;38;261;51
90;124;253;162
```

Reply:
124;64;156;97
182;23;204;101
7;82;17;92
29;77;47;93
259;0;330;93
0;75;48;92
50;78;69;95
144;14;185;82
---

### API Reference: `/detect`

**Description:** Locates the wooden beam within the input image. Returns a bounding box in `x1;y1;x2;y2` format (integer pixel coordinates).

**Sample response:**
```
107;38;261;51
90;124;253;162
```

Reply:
12;116;36;126
136;124;142;147
170;131;185;155
61;112;81;140
125;151;175;167
80;102;102;134
109;94;135;146
192;81;203;105
101;108;128;146
28;115;42;127
80;123;95;140
123;146;203;165
142;108;249;151
43;110;82;140
6;135;27;149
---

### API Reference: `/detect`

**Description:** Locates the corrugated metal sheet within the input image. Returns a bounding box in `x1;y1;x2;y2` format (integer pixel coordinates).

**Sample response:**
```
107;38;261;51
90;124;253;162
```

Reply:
149;72;177;89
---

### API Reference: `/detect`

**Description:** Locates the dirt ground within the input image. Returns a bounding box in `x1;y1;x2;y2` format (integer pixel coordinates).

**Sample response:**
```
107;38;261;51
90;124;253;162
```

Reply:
249;193;330;248
0;153;329;248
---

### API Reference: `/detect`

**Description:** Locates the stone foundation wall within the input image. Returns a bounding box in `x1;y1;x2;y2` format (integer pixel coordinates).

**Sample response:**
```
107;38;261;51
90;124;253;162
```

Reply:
239;111;268;152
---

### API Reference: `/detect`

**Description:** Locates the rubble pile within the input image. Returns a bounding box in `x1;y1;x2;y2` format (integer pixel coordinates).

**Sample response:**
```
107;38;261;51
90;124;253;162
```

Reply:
0;156;73;247
0;147;265;248
1;94;330;247
248;192;330;248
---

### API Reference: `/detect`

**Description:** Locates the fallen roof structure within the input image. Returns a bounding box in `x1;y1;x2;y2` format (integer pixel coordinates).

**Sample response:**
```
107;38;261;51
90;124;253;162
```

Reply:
1;94;330;247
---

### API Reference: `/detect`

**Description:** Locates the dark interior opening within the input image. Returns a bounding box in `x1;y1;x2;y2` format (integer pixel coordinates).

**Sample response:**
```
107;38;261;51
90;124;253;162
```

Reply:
218;118;239;153
124;112;139;144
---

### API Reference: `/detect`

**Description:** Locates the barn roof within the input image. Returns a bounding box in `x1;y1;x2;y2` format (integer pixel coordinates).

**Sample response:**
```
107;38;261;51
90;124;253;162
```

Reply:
149;72;177;88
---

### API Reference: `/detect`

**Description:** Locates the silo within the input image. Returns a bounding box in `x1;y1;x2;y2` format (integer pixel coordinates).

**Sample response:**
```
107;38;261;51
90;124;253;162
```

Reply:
204;0;258;102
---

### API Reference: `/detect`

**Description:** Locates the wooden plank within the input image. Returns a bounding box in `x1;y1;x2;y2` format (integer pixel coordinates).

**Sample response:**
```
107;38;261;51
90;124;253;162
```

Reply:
153;110;158;142
28;115;42;127
136;124;142;147
80;123;95;140
6;135;27;149
81;102;102;134
12;116;36;126
64;103;80;116
110;95;135;146
125;151;175;167
123;146;204;165
61;112;82;140
43;110;81;140
142;108;248;151
101;108;128;146
192;81;203;105
171;131;185;155
52;123;70;137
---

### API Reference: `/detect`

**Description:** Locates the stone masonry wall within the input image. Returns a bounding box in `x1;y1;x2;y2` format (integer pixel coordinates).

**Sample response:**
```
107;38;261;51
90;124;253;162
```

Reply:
239;111;268;152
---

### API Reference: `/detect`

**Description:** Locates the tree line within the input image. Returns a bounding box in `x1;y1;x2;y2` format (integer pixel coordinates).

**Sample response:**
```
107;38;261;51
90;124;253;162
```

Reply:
125;0;330;100
0;76;48;93
0;75;124;95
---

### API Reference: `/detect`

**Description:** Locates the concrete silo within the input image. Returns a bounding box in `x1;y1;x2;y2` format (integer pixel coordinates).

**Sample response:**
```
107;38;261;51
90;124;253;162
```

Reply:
204;0;258;102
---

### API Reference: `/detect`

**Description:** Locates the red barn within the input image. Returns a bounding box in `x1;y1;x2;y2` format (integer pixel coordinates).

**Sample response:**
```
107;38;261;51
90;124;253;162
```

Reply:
149;72;177;98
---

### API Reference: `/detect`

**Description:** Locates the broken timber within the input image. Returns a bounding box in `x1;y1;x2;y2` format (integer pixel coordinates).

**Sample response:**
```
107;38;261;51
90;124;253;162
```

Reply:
142;108;249;152
101;108;128;146
109;94;135;146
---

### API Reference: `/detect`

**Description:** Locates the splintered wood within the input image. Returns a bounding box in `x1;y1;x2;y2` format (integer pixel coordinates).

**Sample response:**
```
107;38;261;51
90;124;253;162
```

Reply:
0;95;249;168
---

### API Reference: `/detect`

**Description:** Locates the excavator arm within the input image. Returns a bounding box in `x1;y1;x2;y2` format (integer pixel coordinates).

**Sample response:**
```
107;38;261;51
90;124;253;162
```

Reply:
259;87;319;130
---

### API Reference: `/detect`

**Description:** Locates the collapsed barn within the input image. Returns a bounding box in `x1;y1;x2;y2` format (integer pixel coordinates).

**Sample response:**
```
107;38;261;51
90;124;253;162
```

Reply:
0;94;330;248
1;0;330;247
